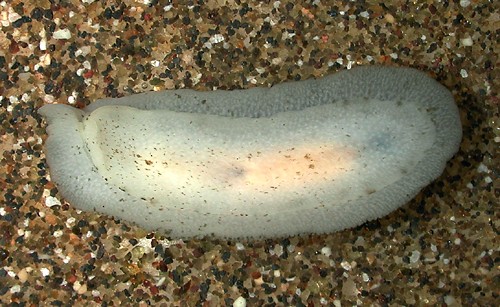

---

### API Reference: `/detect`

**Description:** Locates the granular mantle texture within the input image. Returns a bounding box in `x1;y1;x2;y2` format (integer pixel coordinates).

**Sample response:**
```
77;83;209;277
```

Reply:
0;0;498;306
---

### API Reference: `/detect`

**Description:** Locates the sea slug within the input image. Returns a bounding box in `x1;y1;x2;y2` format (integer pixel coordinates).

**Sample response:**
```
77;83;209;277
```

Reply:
39;66;462;238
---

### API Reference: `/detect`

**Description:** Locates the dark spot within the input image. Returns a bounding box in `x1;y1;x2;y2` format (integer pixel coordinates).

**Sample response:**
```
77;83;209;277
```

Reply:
366;188;376;195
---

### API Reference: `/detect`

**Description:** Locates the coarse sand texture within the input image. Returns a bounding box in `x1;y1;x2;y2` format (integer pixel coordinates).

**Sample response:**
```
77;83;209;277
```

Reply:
39;66;462;238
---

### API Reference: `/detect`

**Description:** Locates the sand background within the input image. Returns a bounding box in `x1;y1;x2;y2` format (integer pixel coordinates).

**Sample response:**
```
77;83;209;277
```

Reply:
0;0;497;305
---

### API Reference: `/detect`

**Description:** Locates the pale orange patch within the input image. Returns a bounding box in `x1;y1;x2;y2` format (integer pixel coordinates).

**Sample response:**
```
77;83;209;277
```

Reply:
221;144;358;191
132;143;358;194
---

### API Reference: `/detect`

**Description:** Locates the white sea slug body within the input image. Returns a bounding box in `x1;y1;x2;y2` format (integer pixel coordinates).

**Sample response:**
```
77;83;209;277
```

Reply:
39;66;462;239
